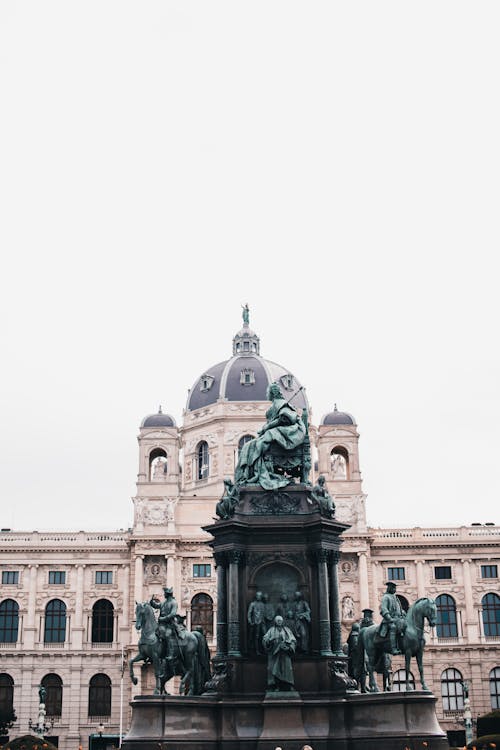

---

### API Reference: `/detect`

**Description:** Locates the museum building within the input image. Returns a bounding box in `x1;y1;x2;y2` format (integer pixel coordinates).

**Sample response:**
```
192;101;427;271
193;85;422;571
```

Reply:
0;315;499;749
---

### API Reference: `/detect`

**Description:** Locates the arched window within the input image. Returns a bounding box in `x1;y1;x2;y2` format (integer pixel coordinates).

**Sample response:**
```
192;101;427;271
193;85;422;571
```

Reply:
238;435;254;454
441;668;464;711
330;447;348;480
392;668;415;692
490;667;500;709
88;674;111;717
149;448;167;481
44;599;67;643
0;674;14;715
91;599;114;643
191;593;213;639
397;595;409;614
0;600;19;643
436;594;458;638
41;674;62;717
482;593;500;637
196;441;209;480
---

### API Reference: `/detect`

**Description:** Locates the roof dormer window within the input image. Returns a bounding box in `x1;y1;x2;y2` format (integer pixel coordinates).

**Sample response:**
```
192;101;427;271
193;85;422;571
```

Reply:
200;374;215;392
240;368;255;385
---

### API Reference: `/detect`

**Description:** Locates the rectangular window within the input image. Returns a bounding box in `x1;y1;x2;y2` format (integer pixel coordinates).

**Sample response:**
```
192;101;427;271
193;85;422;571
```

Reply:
48;571;66;585
95;571;113;585
387;567;405;581
1;571;19;585
193;564;211;578
434;566;452;580
481;564;498;579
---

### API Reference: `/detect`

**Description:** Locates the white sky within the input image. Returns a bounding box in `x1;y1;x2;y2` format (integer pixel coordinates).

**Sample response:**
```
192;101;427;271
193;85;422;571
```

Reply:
1;1;499;532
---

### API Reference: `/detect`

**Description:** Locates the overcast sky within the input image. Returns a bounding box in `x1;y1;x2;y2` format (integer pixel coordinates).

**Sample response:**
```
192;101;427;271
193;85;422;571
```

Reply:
1;1;499;532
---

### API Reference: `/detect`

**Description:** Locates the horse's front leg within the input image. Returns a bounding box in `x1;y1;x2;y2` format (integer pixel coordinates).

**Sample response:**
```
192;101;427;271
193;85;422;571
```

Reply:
368;662;379;693
129;653;143;685
416;647;428;690
404;650;414;691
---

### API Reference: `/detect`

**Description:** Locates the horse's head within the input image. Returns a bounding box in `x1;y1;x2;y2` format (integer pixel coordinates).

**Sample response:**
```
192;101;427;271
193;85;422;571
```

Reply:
422;597;437;627
135;601;146;631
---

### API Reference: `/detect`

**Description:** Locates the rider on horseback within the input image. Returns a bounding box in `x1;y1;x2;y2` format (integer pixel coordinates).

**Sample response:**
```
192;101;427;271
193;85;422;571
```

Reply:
378;581;405;655
150;586;182;662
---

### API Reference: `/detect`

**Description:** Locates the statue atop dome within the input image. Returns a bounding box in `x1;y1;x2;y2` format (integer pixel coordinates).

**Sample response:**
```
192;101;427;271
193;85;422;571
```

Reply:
242;303;250;326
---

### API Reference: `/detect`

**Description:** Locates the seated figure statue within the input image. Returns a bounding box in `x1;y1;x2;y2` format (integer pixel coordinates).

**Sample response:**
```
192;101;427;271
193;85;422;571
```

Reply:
235;382;309;490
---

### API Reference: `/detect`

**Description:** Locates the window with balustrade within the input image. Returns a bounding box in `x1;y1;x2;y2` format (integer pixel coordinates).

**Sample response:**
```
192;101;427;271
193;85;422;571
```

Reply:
441;668;464;711
0;599;19;643
44;599;67;643
88;674;111;717
91;599;114;643
490;667;500;709
436;594;458;638
41;674;62;717
482;593;500;637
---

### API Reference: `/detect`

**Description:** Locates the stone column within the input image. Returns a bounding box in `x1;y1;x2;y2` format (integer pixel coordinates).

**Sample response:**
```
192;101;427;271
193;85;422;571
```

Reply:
134;555;144;603
166;555;176;590
120;564;130;642
371;560;380;612
227;550;243;657
24;564;38;648
328;551;343;655
316;550;333;656
358;552;370;610
461;558;478;642
73;564;85;649
416;560;426;598
214;552;228;657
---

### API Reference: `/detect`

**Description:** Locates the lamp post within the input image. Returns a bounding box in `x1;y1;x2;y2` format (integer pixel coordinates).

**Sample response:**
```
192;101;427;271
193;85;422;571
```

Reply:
462;681;473;746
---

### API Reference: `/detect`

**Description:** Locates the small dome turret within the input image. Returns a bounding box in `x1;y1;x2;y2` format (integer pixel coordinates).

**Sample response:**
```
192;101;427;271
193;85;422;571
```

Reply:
321;404;355;426
141;406;176;429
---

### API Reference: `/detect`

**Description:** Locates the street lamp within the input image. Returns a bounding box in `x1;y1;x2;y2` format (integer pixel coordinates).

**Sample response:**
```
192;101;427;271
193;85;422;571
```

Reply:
97;722;105;737
462;681;474;746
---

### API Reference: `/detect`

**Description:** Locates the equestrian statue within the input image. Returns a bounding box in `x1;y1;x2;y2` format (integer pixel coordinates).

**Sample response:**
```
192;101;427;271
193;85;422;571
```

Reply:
129;587;211;696
359;585;437;693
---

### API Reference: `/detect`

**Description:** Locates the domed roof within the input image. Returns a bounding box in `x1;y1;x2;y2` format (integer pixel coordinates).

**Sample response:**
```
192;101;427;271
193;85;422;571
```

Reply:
321;404;355;426
186;310;309;413
141;407;176;429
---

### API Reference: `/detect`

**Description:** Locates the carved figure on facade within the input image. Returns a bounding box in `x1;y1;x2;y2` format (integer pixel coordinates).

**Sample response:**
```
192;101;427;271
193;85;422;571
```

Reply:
262;615;296;692
275;592;294;631
234;382;310;490
215;478;240;520
247;590;267;655
331;453;347;479
291;591;311;653
310;475;335;518
262;592;275;630
342;595;356;620
152;456;168;479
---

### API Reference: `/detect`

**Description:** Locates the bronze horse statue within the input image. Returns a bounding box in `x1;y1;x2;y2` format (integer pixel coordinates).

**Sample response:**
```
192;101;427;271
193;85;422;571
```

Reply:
360;597;437;692
129;601;209;695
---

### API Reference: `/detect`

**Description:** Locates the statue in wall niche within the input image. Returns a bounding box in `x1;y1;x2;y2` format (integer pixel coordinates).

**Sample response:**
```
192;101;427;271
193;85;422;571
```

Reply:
310;475;335;518
262;592;275;630
152;457;168;479
215;478;240;520
262;615;296;691
234;382;310;490
247;591;267;655
291;591;311;653
342;595;356;620
331;453;347;479
275;592;294;630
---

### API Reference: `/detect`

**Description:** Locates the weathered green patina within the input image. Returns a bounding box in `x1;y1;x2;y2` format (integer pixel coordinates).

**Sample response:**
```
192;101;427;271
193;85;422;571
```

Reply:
234;382;309;490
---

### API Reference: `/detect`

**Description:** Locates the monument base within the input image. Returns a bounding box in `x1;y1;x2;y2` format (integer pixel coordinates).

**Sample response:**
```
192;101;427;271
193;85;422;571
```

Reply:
122;691;448;750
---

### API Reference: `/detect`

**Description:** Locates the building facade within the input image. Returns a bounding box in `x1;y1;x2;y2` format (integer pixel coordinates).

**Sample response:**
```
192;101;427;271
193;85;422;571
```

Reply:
1;316;499;748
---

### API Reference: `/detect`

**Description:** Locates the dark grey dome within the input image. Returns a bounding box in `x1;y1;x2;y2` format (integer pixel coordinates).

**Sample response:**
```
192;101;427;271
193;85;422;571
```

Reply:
321;405;355;426
186;313;309;413
141;408;176;428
